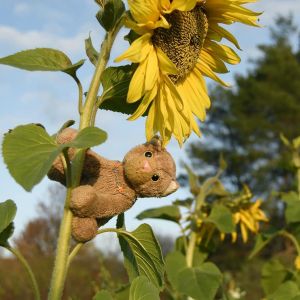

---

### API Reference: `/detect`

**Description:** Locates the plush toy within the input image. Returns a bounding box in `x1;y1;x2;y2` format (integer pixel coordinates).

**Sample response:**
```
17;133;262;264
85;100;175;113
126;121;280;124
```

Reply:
48;128;179;242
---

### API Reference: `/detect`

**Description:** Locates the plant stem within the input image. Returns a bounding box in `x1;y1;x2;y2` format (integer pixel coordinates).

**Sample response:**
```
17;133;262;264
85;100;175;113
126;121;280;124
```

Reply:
48;21;122;299
186;232;197;267
7;246;41;300
279;230;300;255
66;243;83;270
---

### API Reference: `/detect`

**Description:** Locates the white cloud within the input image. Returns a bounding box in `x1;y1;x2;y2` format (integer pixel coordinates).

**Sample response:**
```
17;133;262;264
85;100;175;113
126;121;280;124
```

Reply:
13;3;31;15
0;25;87;57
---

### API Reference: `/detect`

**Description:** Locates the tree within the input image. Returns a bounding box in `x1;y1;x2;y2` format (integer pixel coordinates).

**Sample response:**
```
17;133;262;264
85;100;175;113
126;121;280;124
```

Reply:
187;15;300;195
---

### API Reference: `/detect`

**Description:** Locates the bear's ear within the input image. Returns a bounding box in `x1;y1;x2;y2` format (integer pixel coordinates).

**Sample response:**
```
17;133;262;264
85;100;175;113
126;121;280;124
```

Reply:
148;135;162;151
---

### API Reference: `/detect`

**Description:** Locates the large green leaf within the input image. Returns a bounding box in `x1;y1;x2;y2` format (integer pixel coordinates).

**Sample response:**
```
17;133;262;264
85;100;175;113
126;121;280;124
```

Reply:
0;48;84;78
282;192;300;223
100;65;141;115
136;205;181;223
68;127;107;148
261;259;289;295
93;290;113;300
129;276;160;300
96;0;125;31
0;200;17;234
267;281;300;300
176;263;222;300
205;204;235;233
165;251;187;290
118;224;164;289
2;124;58;191
2;124;107;191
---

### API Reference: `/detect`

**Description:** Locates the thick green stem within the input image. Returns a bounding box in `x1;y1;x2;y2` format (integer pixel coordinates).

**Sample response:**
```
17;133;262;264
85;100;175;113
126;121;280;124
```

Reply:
186;232;197;267
7;246;41;300
48;21;122;300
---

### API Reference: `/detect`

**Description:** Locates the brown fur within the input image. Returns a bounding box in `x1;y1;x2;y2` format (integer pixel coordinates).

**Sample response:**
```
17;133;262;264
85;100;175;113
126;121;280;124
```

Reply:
48;128;179;242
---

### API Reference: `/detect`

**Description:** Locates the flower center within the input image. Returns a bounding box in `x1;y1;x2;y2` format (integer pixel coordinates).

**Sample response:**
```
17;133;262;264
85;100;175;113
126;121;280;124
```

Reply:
152;5;208;84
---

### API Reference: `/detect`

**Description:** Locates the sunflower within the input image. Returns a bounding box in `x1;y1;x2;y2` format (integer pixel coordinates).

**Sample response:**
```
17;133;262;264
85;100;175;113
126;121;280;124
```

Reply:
231;199;268;243
115;0;261;145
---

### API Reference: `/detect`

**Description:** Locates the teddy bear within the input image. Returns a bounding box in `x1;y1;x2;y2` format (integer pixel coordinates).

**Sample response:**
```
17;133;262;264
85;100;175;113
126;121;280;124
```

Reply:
48;128;179;242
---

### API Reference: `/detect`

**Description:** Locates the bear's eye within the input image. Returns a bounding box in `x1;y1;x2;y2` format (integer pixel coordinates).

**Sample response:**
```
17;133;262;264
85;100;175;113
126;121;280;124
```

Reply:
152;174;160;181
144;151;152;158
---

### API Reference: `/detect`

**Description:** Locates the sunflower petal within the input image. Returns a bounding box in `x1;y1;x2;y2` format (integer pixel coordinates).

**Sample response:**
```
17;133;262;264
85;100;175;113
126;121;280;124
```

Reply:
128;0;160;24
156;48;178;74
167;0;197;12
115;34;152;63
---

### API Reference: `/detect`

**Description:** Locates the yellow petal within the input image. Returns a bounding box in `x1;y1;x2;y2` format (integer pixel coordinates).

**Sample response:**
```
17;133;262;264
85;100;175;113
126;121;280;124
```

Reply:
197;60;230;87
240;223;248;243
128;85;157;121
156;48;178;75
208;23;241;50
204;40;241;65
128;0;160;24
145;48;159;91
167;0;197;12
127;59;147;103
114;34;151;63
145;100;156;141
200;49;229;74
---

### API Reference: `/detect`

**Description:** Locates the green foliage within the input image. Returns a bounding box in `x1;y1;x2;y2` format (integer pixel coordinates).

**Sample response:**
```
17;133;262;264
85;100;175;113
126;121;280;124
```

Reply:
117;224;165;289
177;263;222;300
0;200;17;235
0;48;84;79
96;0;125;31
129;276;160;300
136;205;181;224
2;124;107;191
267;281;300;300
100;65;141;115
85;35;99;66
205;204;235;233
282;191;300;223
93;290;114;300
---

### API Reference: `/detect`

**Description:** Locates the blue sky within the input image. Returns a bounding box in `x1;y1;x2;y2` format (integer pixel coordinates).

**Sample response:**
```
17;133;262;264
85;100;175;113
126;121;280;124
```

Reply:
1;0;300;246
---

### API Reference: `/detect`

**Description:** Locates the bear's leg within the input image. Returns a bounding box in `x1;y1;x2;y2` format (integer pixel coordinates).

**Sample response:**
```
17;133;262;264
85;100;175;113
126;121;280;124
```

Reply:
69;185;97;217
72;216;98;242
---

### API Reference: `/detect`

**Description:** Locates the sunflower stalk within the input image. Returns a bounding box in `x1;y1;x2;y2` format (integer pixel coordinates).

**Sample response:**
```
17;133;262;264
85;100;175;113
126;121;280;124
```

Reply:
47;18;123;300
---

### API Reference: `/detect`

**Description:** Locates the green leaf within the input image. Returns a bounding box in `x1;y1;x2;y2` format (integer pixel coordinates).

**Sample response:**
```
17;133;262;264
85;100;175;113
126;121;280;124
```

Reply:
0;48;84;78
184;164;200;196
205;204;235;233
93;290;113;300
129;276;160;300
2;124;58;191
124;30;140;45
0;200;17;234
249;233;277;259
262;259;289;295
293;136;300;149
117;224;164;289
100;65;141;115
0;223;15;247
115;285;130;300
68;127;107;149
165;251;187;290
2;125;107;191
85;35;99;66
136;205;181;223
173;198;193;208
176;263;223;300
267;281;300;300
282;192;300;223
96;0;125;31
